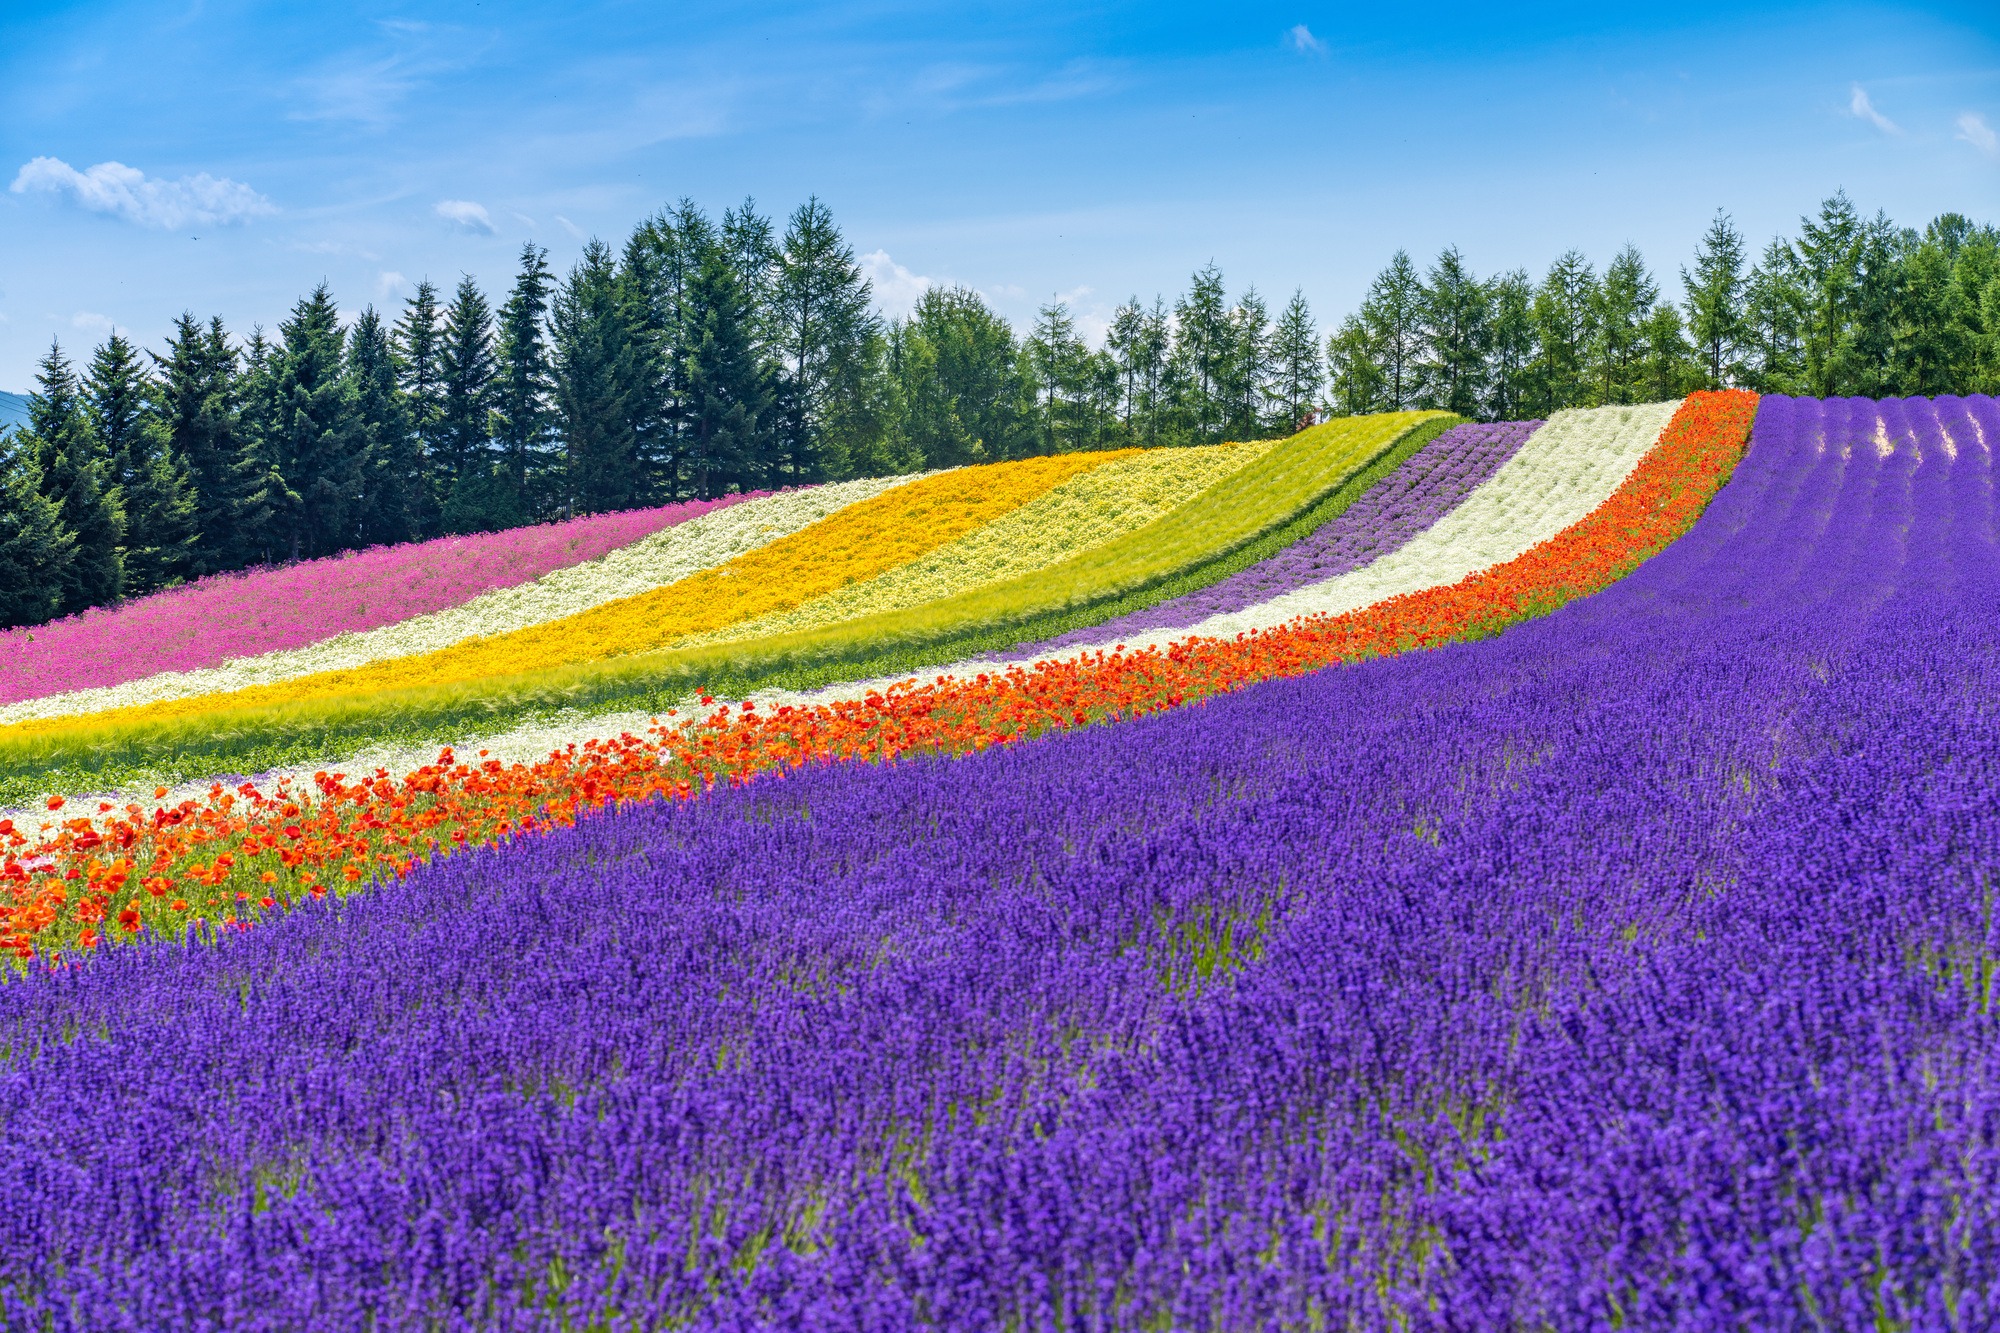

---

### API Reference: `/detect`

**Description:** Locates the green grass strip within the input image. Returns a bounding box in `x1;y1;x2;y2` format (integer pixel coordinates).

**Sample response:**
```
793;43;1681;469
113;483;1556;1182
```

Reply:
0;412;1455;802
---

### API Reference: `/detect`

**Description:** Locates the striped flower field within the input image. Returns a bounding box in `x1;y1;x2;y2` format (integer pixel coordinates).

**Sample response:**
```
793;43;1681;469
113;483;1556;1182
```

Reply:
2;392;1997;1327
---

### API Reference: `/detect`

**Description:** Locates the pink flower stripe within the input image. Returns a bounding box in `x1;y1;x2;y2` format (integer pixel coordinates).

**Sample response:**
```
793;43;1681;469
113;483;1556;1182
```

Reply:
0;494;776;706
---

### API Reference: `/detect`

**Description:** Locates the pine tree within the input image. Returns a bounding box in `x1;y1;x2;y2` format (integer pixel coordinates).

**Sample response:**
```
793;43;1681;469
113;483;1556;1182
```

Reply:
1484;271;1539;422
0;441;76;628
1359;252;1426;411
1592;245;1658;404
23;341;124;613
893;287;1030;468
233;327;294;566
1268;291;1323;434
1743;239;1804;393
553;240;647;514
348;307;424;546
685;241;778;495
1682;211;1747;388
1324;315;1387;419
1641;304;1695;402
493;245;557;519
87;332;194;593
267;285;361;560
436;275;500;530
1171;264;1233;441
1223;287;1272;439
155;314;269;575
1532;252;1598;412
393;280;446;534
770;198;876;482
1420;247;1490;417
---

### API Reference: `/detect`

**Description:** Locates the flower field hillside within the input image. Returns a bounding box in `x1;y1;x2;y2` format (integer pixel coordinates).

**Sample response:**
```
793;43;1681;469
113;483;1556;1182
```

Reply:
1;392;1997;1325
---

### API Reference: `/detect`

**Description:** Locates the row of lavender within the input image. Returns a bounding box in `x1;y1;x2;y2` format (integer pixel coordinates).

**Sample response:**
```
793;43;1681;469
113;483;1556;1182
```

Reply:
1;396;1996;1327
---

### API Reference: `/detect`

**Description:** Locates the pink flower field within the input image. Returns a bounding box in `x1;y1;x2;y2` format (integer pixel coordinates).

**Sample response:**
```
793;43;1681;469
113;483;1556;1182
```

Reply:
0;494;770;706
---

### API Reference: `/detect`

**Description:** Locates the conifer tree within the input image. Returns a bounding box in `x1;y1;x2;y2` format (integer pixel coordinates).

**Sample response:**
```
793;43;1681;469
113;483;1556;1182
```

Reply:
493;245;556;518
685;240;777;494
1171;264;1234;441
436;275;501;531
1682;211;1748;388
155;314;265;575
0;440;76;628
1026;300;1093;454
1358;252;1426;412
24;341;124;613
1419;248;1490;417
88;332;195;594
1268;290;1322;434
1532;252;1599;413
1223;287;1272;439
1483;271;1539;421
393;280;446;534
1592;245;1658;405
770;198;876;481
1324;315;1387;418
553;240;646;513
233;327;293;566
267;285;361;560
348;307;424;546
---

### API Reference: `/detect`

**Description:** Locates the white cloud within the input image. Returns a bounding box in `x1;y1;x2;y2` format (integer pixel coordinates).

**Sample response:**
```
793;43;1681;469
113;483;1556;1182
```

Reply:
1848;84;1900;134
1958;111;1999;158
70;311;114;334
859;249;933;317
554;214;586;240
377;271;410;298
1287;24;1327;55
1073;311;1110;348
435;199;498;234
10;157;275;229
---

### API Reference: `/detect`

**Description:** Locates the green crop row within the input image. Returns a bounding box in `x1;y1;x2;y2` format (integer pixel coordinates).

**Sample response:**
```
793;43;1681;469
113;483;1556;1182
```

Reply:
0;411;1456;804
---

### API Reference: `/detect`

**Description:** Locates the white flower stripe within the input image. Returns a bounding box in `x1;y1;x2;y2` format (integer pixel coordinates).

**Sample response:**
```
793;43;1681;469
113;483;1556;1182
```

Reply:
0;475;923;727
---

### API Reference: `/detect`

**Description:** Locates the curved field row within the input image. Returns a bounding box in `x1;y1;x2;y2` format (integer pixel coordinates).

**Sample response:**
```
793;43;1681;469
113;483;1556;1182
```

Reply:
0;395;1750;962
0;411;1451;800
0;478;911;727
0;495;768;707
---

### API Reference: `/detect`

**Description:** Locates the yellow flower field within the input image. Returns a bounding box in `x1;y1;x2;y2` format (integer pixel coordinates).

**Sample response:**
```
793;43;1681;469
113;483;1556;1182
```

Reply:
5;452;1121;739
676;440;1275;650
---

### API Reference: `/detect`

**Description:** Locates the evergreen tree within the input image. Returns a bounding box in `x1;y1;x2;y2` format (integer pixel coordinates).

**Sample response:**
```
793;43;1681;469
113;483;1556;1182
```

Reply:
1268;290;1323;434
1484;270;1539;422
552;240;647;513
1324;315;1387;418
1359;251;1426;411
348;307;424;545
685;239;778;495
1223;287;1272;439
88;332;194;593
1743;238;1804;393
1419;247;1490;417
1026;300;1094;454
1641;303;1695;402
436;275;502;531
23;342;124;612
1532;252;1598;413
1171;263;1234;441
1682;211;1747;388
154;314;269;575
1592;245;1658;404
267;285;361;560
493;244;557;518
233;327;294;566
0;441;75;628
392;279;446;533
770;198;876;481
892;286;1030;468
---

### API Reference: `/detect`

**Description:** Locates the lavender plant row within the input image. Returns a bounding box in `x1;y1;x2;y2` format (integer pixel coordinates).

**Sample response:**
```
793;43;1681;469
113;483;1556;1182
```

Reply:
1017;418;1539;655
3;395;1999;1329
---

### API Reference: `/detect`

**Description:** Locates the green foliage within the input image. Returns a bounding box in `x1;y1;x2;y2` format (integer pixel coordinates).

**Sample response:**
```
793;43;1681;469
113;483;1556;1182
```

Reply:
90;332;196;594
23;341;124;614
0;442;75;629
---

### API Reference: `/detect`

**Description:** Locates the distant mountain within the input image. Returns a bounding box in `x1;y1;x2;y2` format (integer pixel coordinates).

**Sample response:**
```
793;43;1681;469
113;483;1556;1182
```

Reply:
0;390;28;436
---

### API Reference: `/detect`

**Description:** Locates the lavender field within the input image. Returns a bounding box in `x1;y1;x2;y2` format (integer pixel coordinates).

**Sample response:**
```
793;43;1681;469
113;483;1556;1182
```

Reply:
2;395;1997;1329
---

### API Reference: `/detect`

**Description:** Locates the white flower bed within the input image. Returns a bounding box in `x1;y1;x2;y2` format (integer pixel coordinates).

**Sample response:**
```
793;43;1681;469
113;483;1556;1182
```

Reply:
1;475;919;726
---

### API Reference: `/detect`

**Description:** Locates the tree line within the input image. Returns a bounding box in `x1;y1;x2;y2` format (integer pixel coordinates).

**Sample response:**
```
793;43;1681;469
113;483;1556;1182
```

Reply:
4;190;1998;627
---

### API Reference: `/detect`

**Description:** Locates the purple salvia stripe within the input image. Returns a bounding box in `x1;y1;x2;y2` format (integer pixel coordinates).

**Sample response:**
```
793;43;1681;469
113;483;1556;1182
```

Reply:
1010;418;1540;657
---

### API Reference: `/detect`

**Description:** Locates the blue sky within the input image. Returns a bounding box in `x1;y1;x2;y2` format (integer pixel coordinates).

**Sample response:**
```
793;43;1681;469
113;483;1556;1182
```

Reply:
2;1;1998;391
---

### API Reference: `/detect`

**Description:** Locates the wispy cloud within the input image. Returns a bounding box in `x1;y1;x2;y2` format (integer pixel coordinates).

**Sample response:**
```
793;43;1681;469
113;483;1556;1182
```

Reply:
1287;24;1327;56
10;157;275;229
1848;84;1900;134
435;199;498;234
70;311;114;334
554;214;586;240
1959;111;1999;158
377;271;411;298
859;250;932;317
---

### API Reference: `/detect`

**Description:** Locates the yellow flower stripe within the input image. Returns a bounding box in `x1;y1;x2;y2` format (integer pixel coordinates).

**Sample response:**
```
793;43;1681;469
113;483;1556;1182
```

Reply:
678;441;1275;651
6;452;1124;740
